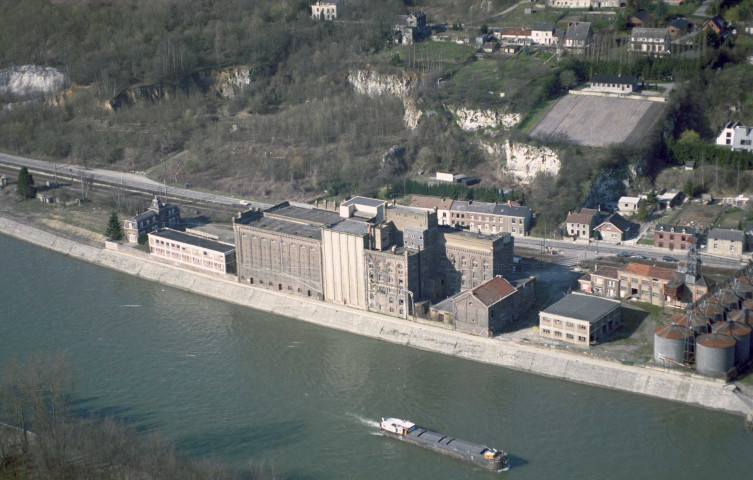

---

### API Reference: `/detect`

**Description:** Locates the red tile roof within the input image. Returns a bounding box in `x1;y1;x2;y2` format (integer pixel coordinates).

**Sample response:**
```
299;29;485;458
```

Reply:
471;277;517;306
620;262;676;281
408;195;453;210
566;212;594;224
592;266;620;279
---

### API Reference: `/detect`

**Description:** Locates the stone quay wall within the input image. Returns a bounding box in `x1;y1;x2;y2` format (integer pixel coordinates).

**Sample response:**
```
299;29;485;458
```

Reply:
2;215;751;417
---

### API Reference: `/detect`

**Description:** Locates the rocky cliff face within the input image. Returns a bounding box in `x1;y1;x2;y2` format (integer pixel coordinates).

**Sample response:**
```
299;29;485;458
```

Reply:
0;65;65;99
449;107;521;132
504;140;561;182
348;69;422;130
584;169;628;208
106;84;170;110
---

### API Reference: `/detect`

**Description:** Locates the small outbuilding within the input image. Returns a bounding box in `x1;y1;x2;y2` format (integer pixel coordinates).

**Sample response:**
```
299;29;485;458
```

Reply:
539;293;622;347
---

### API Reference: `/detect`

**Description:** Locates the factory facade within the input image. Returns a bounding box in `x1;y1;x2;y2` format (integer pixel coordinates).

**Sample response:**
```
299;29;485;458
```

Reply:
233;197;520;323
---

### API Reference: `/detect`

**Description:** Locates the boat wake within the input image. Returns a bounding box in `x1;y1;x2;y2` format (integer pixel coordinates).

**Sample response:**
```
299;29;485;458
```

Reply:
347;413;379;429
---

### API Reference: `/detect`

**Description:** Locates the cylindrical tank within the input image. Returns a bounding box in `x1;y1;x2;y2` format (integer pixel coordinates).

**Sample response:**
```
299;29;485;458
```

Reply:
696;333;736;377
728;309;753;352
654;324;694;367
712;320;752;365
694;303;724;324
709;290;740;312
743;298;753;311
730;282;753;300
672;312;710;335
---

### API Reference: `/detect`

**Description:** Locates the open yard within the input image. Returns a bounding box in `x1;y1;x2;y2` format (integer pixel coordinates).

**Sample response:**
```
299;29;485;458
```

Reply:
529;93;666;147
657;201;726;232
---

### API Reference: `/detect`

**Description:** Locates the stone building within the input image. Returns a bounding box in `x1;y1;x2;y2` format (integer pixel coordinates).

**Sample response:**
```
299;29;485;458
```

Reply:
438;229;514;294
233;202;341;300
707;228;745;257
124;196;180;243
578;265;620;298
408;195;454;226
565;208;601;239
618;262;676;305
539;293;622;347
449;200;532;237
148;228;235;275
628;28;671;55
653;224;697;251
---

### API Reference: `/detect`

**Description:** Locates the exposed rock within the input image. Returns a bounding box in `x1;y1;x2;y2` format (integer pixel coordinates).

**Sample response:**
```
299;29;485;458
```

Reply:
191;66;251;98
0;65;65;99
584;169;627;209
504;140;560;182
449;106;521;132
106;84;169;111
348;68;422;130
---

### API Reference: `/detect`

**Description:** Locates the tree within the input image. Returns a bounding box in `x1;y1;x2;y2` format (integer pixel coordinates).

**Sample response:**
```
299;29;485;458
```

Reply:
636;201;649;221
16;166;36;199
105;211;124;240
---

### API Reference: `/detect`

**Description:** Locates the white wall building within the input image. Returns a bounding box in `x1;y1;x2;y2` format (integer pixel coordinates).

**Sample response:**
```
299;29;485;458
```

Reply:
716;122;753;151
311;0;341;21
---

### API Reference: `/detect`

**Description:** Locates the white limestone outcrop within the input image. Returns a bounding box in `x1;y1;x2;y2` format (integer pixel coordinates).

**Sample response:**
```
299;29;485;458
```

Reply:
347;69;422;129
0;65;65;99
504;140;561;182
450;107;521;132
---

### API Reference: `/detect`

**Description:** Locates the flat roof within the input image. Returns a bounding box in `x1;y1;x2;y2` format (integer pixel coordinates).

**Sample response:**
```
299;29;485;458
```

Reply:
542;293;620;324
265;202;341;226
341;196;386;208
149;229;235;253
329;219;370;235
240;215;325;241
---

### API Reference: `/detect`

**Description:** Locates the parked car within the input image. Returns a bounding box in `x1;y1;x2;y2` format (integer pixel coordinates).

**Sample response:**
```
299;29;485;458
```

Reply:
617;251;630;257
662;256;679;262
630;254;647;259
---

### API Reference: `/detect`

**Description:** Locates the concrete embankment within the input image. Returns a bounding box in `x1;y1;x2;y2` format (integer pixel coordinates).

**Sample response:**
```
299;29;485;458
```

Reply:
2;216;752;417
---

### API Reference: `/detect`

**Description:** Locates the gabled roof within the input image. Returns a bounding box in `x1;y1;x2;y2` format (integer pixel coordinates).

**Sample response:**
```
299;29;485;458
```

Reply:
592;74;637;85
565;22;592;41
533;23;555;32
630;10;653;23
655;223;696;235
542;293;621;324
451;200;531;218
596;213;632;233
501;28;532;36
470;276;517;307
708;228;744;242
566;212;595;225
620;263;676;281
631;27;669;40
592;266;620;280
668;18;691;30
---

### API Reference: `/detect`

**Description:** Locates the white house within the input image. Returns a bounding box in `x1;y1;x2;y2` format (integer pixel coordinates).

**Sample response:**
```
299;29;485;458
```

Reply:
716;122;753;151
311;0;341;21
617;196;643;214
629;28;671;55
591;74;638;94
532;23;557;45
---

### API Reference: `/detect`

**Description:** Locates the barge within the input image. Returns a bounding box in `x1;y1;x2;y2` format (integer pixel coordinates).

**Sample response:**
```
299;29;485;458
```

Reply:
380;417;509;471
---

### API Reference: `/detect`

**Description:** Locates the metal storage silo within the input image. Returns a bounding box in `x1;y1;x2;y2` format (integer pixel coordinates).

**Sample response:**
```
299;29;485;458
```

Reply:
654;324;694;367
709;290;740;312
712;320;752;365
673;311;710;335
694;303;725;324
696;333;736;377
727;309;753;352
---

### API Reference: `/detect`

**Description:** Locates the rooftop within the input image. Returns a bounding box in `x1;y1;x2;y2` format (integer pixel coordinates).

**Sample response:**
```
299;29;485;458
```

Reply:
341;196;386;208
265;202;341;226
238;215;326;240
470;276;517;306
620;262;676;281
542;293;621;324
149;228;235;253
631;27;669;39
592;266;620;279
409;195;453;210
329;219;371;236
451;200;531;217
708;228;744;242
655;223;696;235
592;73;637;85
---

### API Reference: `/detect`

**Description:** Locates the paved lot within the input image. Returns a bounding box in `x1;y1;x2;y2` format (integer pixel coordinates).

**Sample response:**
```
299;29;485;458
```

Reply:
529;94;665;146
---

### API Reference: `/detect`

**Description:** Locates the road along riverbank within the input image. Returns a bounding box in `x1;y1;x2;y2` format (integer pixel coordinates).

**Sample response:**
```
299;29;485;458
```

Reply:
2;214;752;417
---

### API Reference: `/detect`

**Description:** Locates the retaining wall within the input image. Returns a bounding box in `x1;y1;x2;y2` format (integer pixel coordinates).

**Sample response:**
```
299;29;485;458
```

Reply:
1;216;751;417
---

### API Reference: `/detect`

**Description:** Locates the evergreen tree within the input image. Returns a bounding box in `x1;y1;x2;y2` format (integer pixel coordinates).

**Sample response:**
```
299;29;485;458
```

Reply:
105;211;125;241
16;167;36;199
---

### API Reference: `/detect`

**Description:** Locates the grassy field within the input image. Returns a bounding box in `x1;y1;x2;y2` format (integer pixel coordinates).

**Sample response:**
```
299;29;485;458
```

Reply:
496;5;566;28
375;41;476;67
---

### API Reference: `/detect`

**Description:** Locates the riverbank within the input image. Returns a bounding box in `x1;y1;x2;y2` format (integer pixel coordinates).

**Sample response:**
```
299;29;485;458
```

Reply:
2;214;753;418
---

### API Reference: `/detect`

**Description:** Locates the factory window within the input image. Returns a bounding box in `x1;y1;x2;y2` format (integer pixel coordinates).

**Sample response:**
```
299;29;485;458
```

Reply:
566;333;574;340
565;322;574;327
389;297;394;304
578;336;586;342
554;331;562;337
542;328;551;334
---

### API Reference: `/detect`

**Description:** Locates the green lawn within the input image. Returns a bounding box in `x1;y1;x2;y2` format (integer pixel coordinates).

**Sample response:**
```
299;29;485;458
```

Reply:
498;5;566;29
374;41;476;67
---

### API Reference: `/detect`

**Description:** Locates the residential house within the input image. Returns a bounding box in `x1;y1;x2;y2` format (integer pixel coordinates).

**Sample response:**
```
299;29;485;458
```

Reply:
657;190;683;210
311;0;341;20
590;74;638;94
408;195;454;226
617;196;643;214
148;228;236;275
716;122;753;151
629;28;671;55
565;208;600;239
703;15;728;35
446;275;535;337
653;224;697;251
594;213;634;243
707;228;745;257
393;9;427;44
124;196;180;243
532;23;557;45
619;262;677;305
547;0;621;7
563;22;593;50
481;41;499;53
449;200;532;236
499;28;532;45
629;10;655;27
667;18;692;36
578;265;621;298
539;293;622;347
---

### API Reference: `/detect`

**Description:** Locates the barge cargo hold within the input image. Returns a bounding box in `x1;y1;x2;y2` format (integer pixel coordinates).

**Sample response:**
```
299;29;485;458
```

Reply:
380;417;509;471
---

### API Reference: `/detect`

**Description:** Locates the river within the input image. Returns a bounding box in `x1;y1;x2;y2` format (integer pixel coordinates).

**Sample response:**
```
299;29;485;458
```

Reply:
1;234;752;479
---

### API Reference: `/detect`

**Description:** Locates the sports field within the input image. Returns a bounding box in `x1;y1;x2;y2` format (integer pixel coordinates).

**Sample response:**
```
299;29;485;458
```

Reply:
529;94;665;147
